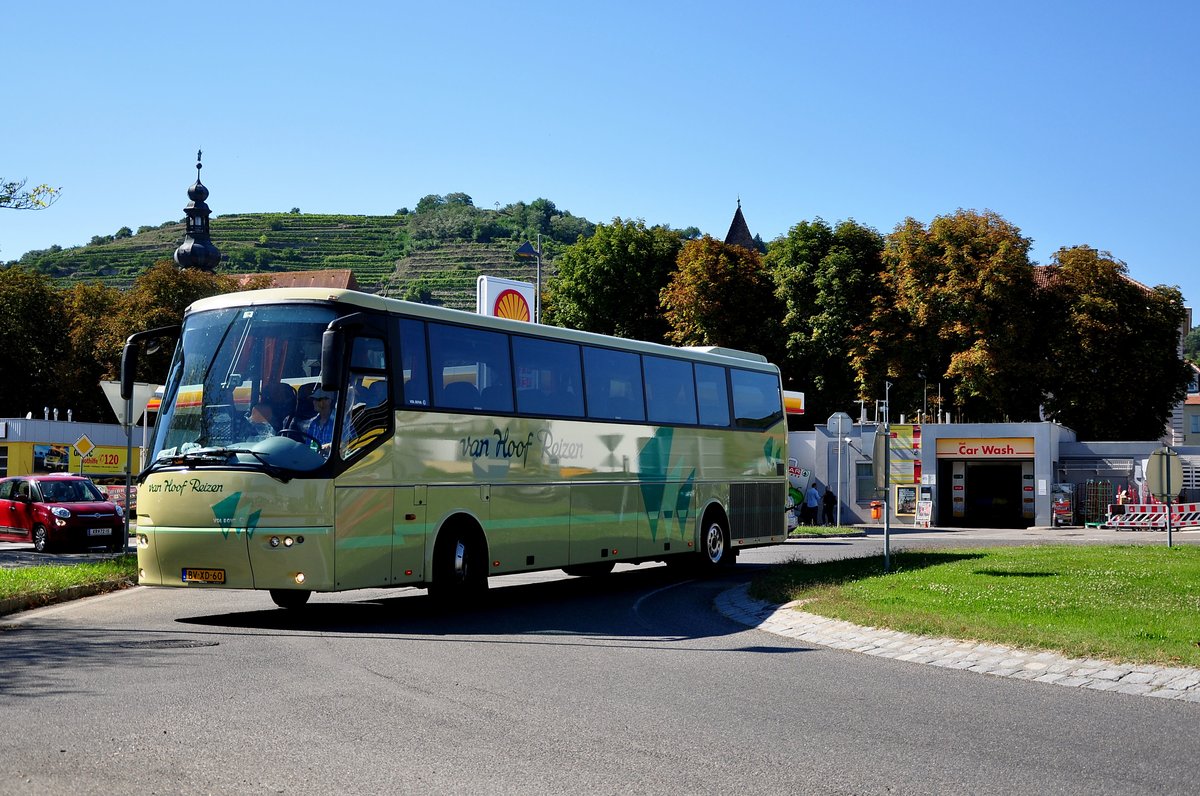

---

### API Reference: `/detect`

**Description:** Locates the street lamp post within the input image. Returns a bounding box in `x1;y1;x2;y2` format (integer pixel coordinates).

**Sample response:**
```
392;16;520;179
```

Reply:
883;381;892;572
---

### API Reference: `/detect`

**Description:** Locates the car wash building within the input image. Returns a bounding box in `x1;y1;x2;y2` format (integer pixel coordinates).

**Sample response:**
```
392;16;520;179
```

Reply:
793;416;1200;528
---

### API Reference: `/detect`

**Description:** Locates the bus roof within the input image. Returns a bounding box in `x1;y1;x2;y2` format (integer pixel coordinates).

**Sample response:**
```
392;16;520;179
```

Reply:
185;287;781;372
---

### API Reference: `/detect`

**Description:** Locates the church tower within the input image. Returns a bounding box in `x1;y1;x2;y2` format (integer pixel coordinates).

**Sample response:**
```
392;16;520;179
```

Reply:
173;150;222;271
723;199;757;250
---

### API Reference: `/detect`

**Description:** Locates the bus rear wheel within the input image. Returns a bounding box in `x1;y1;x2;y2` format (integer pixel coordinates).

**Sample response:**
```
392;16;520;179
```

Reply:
269;589;311;609
699;517;735;570
429;527;488;605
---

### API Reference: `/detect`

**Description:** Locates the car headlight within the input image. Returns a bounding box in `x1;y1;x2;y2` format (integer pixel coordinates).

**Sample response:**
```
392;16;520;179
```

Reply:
51;506;71;519
115;505;125;518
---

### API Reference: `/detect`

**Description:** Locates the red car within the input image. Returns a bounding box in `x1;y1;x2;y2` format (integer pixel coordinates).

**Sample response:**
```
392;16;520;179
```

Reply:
0;474;126;553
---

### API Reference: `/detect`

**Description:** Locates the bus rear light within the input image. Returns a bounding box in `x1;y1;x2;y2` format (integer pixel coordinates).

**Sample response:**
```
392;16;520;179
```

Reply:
404;569;413;576
283;537;294;548
294;573;306;585
493;560;501;568
611;549;618;555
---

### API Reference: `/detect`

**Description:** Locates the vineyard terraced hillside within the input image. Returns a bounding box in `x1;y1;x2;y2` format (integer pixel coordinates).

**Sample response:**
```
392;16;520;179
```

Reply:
8;203;577;310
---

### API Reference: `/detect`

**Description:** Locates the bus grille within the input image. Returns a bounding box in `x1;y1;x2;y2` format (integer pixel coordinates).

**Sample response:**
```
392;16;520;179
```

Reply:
730;481;785;539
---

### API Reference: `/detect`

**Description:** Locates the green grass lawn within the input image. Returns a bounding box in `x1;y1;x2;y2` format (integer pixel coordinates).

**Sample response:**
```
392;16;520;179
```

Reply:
0;555;137;604
788;525;863;538
751;545;1200;667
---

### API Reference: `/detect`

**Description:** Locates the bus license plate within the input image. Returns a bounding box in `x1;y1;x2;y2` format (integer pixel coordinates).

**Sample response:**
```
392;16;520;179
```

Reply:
87;527;112;536
182;568;226;584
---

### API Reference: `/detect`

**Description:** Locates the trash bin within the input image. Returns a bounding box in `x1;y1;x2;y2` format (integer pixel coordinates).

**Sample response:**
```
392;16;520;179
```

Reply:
870;500;882;520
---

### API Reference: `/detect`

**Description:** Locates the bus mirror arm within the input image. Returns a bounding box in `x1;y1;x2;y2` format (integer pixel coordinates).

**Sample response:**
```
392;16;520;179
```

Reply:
121;325;180;400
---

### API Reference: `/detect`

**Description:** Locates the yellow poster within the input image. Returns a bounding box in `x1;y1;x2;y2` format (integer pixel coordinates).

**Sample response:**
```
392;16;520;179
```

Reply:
69;446;139;475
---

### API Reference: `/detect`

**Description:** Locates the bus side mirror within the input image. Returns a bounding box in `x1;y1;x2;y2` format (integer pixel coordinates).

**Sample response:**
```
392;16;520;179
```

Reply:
120;342;138;401
121;325;179;401
321;328;343;393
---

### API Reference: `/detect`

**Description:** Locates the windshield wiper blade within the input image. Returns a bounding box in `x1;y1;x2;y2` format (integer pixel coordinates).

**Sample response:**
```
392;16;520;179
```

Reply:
236;449;292;484
141;447;292;484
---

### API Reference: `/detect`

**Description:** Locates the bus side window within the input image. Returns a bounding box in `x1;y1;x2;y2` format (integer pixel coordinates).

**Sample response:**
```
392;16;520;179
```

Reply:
583;346;644;422
696;364;731;427
644;355;697;425
730;368;783;429
399;319;430;408
341;337;391;459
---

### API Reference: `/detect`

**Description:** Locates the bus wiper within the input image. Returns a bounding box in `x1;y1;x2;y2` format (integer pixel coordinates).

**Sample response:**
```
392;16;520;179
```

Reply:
142;447;292;484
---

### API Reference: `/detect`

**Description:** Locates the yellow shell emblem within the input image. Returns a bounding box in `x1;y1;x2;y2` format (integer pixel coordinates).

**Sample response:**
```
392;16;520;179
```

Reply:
493;289;531;321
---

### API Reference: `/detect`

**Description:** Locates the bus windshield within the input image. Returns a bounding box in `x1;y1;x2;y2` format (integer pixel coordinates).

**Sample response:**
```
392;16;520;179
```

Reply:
148;303;338;475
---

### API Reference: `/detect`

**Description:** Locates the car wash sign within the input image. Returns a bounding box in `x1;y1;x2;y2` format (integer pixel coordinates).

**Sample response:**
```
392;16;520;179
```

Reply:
936;437;1034;459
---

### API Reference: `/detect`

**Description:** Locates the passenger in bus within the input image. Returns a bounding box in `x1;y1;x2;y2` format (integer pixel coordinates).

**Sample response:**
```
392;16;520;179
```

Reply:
300;387;337;452
246;401;276;442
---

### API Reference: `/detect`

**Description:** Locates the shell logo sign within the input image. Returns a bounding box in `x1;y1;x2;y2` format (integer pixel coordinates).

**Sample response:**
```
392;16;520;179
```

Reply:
493;289;531;321
477;276;535;322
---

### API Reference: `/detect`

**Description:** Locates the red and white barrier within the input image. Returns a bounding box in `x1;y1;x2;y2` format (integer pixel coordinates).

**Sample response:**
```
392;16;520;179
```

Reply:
1104;503;1200;530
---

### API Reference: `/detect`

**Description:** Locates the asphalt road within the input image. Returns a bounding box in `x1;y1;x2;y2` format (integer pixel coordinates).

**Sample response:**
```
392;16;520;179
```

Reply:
1;527;1198;794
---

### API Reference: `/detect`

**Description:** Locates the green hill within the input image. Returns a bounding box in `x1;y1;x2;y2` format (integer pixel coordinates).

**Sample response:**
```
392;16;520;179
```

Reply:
6;195;594;310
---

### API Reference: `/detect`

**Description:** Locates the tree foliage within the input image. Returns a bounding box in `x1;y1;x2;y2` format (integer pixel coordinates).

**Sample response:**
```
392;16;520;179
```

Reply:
766;218;883;421
543;219;683;343
1184;325;1200;363
1039;246;1191;440
660;236;783;359
0;261;250;422
852;209;1043;422
1;177;60;211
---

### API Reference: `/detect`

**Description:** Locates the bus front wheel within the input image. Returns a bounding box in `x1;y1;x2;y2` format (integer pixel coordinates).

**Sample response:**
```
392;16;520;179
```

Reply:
269;589;311;609
430;526;488;604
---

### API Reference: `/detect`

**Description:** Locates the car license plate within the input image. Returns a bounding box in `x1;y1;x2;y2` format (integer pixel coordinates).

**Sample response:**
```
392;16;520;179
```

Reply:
87;527;112;537
182;568;226;584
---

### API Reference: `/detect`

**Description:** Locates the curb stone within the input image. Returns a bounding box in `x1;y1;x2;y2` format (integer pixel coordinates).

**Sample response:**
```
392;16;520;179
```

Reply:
0;578;135;619
715;583;1200;702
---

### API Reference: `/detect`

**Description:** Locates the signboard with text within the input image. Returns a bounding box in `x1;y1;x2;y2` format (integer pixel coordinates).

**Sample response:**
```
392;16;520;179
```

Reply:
69;446;138;475
935;437;1034;458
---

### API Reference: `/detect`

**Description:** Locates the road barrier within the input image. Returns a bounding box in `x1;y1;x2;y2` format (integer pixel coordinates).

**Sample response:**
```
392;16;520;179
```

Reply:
1103;503;1200;530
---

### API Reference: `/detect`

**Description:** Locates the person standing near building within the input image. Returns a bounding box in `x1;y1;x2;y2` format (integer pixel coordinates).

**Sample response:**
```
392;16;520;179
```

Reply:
804;483;820;526
823;488;837;526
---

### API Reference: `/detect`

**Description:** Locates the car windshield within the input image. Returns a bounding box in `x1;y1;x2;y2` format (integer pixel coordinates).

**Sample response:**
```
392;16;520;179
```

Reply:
148;303;338;475
38;480;105;502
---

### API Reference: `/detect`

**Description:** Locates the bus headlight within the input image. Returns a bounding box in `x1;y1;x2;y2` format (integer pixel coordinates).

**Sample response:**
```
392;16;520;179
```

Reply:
294;573;306;585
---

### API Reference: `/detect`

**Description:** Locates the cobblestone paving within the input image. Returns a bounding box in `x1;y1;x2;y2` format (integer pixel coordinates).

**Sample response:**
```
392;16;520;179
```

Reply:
716;583;1200;702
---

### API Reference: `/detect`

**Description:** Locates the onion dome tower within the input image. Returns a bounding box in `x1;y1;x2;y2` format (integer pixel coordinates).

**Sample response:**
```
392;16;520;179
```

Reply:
173;150;221;271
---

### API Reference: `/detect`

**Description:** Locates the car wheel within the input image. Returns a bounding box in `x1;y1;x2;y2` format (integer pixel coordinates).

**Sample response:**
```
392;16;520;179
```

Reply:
32;525;51;554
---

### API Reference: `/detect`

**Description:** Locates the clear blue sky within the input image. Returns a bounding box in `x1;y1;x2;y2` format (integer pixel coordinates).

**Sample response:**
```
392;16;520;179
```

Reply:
4;1;1197;314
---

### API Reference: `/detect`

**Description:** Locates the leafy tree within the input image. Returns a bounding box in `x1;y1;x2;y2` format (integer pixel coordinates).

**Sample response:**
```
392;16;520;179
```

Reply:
660;236;784;359
0;267;71;417
115;226;133;239
543;218;683;343
1040;246;1191;440
60;281;126;420
852;209;1042;423
1;177;59;210
766;218;884;421
1184;325;1200;363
